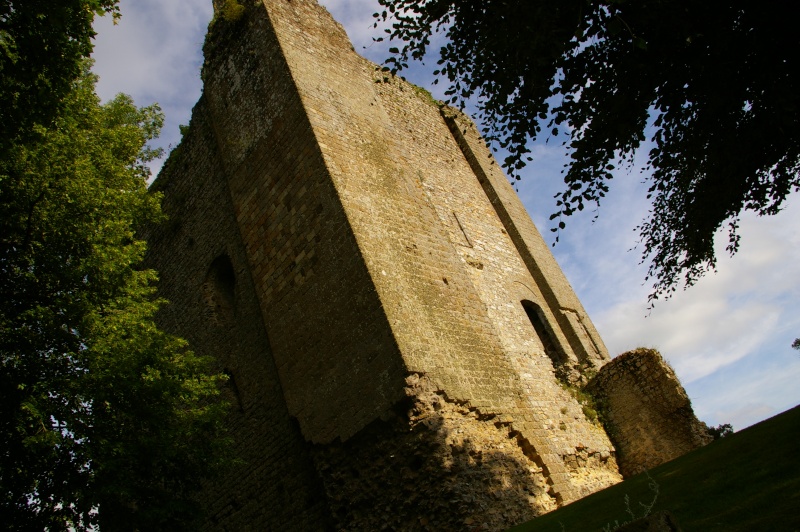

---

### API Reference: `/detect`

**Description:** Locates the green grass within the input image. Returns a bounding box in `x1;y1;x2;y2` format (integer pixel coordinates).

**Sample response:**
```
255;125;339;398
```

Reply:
509;405;800;531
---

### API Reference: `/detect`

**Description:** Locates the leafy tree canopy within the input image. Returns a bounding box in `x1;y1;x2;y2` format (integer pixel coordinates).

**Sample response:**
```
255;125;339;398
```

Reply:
374;0;800;301
0;66;228;531
0;0;118;148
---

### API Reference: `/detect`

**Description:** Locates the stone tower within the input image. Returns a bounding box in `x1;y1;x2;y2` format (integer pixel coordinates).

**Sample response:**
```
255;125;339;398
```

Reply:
144;0;649;529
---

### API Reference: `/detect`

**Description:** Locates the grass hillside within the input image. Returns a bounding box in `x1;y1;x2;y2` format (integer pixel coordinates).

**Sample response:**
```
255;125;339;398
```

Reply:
509;405;800;531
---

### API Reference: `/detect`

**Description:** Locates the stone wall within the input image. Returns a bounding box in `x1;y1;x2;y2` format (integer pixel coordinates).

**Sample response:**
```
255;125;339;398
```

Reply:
200;1;410;446
145;101;331;529
313;374;558;531
133;0;716;529
253;0;620;503
441;107;609;377
587;349;712;477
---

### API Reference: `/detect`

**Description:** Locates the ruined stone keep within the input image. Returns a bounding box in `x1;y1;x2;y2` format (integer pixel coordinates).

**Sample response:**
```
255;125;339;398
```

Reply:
145;1;710;529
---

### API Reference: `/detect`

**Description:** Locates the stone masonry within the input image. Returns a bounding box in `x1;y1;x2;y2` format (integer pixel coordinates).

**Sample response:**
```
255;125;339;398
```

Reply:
144;1;709;529
587;349;713;478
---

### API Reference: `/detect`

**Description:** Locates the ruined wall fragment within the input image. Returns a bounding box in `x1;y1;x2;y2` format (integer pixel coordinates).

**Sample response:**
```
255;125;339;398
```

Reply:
587;349;712;477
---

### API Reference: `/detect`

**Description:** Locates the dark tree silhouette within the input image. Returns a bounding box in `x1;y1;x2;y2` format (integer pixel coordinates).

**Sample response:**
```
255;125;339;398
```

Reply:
374;0;800;302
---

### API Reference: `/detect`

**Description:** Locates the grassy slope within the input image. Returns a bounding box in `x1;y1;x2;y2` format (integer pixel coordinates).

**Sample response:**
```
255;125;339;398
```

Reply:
509;405;800;531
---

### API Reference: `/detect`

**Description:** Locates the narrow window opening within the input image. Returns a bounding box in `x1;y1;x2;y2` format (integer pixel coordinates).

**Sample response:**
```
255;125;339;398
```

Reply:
223;368;244;412
522;300;565;368
202;254;237;325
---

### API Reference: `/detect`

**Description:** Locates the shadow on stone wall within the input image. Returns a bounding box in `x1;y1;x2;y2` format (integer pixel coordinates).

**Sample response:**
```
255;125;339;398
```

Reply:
312;374;558;531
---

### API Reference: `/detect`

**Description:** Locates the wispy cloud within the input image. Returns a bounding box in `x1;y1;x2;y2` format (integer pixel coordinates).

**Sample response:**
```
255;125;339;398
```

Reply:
587;195;800;427
92;0;213;175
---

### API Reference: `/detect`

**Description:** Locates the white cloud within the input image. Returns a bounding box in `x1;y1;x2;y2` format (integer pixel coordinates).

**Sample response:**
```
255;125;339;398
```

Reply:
93;0;211;103
688;346;800;429
92;0;213;176
512;115;800;396
580;194;800;426
593;198;800;364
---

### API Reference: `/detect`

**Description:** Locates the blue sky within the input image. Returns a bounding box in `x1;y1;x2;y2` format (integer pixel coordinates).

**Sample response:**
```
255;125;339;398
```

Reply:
92;0;800;430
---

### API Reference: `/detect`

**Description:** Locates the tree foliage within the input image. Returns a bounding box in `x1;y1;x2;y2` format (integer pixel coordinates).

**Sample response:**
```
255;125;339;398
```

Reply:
0;0;119;148
1;2;230;528
374;0;800;301
707;423;734;440
0;67;229;531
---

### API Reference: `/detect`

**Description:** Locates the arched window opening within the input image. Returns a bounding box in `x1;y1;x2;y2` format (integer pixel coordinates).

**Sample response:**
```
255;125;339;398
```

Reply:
521;300;566;368
223;368;244;412
202;254;237;325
